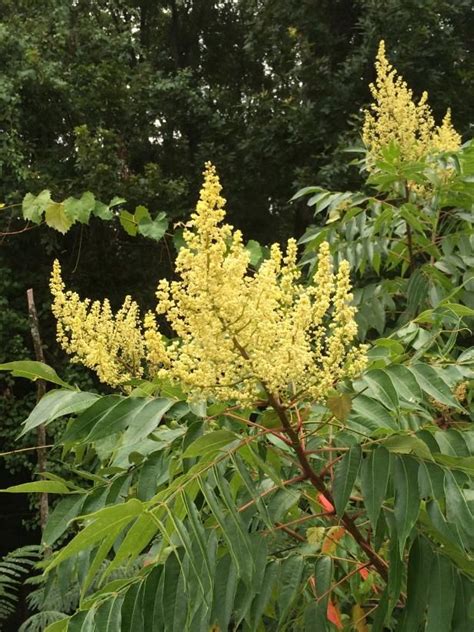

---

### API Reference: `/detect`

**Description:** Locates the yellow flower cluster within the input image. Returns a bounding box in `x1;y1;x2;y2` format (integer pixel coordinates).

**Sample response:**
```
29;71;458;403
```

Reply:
51;164;367;405
362;41;461;164
50;262;145;387
154;163;367;404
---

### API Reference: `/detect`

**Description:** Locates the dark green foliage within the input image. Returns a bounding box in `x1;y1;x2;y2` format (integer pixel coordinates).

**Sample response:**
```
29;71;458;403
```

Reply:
0;545;41;623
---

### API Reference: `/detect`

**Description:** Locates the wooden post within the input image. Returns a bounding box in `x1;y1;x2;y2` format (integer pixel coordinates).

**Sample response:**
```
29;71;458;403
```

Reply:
26;288;49;532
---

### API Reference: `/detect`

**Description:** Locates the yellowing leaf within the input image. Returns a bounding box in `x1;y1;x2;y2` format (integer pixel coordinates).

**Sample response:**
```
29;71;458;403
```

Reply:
321;526;345;554
45;201;73;234
352;604;369;632
327;393;352;420
306;526;325;545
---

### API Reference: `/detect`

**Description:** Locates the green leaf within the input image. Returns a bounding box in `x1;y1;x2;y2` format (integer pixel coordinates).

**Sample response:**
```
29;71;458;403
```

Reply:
162;553;184;632
45;201;74;233
445;471;474;538
381;434;433;460
452;572;474;632
117;398;175;448
433;454;474;475
95;594;124;630
362;369;399;410
351;394;397;430
134;205;151;223
312;556;333;632
410;364;461;410
418;462;445;505
245;239;263;266
63;192;95;224
400;203;425;233
82;525;125;597
360;446;390;531
43;495;86;546
290;185;321;201
21;390;99;437
333;445;362;515
45;499;144;572
388;533;403;614
119;210;137;236
326;393;352;421
249;561;278;628
93;200;114;220
397;536;432;632
423;501;466;558
0;361;73;389
385;364;422;405
212;554;237;632
435;428;469;457
109;196;126;208
62;395;139;444
22;189;51;223
182;430;238;458
137;212;168;242
0;481;74;494
44;619;69;632
103;512;158;579
393;455;420;555
279;555;304;623
426;554;456;632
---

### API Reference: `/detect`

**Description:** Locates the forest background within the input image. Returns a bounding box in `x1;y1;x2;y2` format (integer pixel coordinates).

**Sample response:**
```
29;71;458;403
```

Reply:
0;0;473;629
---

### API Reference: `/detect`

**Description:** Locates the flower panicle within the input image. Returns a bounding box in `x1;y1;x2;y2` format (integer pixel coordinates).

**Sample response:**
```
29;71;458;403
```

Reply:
362;40;461;164
50;164;367;404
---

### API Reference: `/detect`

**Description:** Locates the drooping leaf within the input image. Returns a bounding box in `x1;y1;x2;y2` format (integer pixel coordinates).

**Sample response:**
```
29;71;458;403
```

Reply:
425;554;456;632
103;513;158;580
360;446;390;531
433;454;474;475
211;554;237;632
452;572;474;632
333;445;362;515
397;536;432;632
392;455;420;555
310;556;333;632
95;593;124;631
43;495;86;546
388;533;403;614
279;555;305;623
445;471;474;539
45;499;144;572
